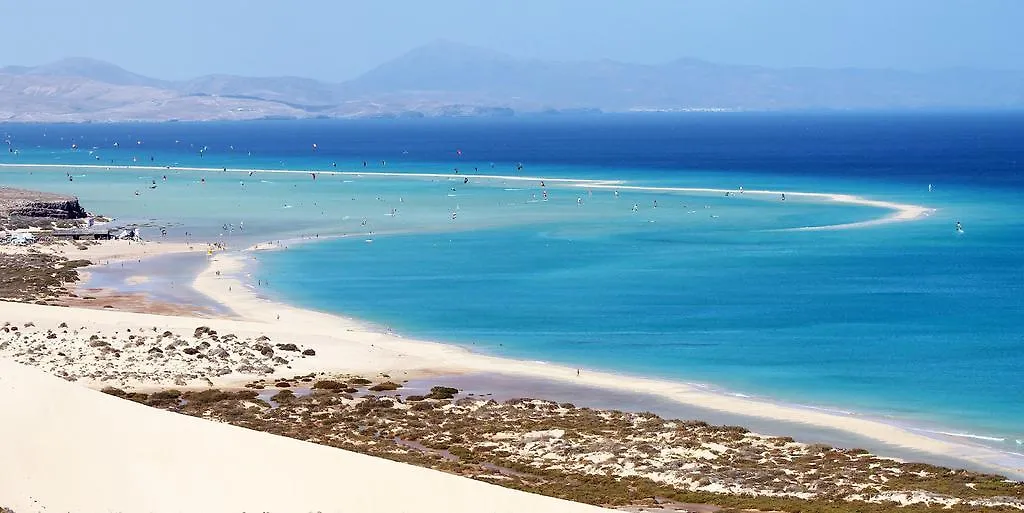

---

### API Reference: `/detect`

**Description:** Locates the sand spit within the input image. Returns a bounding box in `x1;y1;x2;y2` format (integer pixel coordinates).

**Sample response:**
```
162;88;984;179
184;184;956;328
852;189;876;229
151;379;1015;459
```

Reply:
0;163;933;230
0;359;610;513
579;184;934;230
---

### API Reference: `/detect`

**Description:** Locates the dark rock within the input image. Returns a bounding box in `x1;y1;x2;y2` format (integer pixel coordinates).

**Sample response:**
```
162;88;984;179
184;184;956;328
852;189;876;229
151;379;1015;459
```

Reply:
0;188;87;219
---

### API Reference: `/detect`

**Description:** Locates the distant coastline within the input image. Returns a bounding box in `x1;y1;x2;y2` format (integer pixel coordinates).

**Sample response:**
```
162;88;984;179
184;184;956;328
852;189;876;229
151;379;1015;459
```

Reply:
3;42;1024;123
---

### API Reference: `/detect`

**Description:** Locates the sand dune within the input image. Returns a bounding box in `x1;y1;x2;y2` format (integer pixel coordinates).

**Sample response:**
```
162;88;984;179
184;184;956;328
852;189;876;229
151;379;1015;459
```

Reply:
0;357;609;513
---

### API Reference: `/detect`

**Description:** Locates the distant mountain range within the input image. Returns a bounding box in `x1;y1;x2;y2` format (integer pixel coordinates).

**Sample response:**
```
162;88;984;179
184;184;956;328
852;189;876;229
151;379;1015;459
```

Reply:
1;40;1022;122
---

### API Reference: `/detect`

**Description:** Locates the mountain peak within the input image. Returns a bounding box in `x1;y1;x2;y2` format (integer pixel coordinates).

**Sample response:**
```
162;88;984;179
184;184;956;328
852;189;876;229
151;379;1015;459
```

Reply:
399;39;515;63
27;57;165;87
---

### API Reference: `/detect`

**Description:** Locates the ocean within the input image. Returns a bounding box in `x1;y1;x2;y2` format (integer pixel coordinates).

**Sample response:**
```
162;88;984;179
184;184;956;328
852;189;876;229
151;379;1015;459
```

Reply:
2;113;1023;462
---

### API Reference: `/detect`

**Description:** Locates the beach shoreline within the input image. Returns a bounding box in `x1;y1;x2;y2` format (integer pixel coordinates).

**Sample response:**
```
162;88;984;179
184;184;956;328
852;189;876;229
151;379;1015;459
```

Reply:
5;165;1018;478
190;243;1022;479
9;162;1016;473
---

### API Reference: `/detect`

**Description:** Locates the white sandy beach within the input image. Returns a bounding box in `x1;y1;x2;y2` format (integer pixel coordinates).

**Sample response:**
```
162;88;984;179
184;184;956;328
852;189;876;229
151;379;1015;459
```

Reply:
1;168;1002;512
0;238;206;264
189;251;1019;478
3;232;1019;513
0;236;612;512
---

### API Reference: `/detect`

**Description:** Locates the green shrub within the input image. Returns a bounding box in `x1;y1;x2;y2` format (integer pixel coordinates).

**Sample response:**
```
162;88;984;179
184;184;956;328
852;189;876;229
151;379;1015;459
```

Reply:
271;389;295;403
184;389;251;404
369;381;401;392
427;386;458;400
313;380;345;390
101;386;126;397
150;390;181;400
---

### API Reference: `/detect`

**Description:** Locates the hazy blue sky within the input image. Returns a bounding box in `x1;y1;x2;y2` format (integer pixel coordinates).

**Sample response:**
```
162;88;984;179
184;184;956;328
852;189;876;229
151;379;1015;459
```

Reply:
3;0;1022;81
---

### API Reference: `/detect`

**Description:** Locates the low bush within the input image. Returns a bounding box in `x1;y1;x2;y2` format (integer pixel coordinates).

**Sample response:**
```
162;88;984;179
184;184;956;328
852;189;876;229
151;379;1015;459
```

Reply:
183;389;254;404
369;381;401;392
313;380;345;390
150;390;181;401
427;386;458;400
101;386;126;398
193;326;216;338
271;389;295;403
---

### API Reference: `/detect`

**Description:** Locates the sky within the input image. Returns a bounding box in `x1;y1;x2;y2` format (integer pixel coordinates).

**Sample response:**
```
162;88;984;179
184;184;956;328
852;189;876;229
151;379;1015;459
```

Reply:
2;0;1022;82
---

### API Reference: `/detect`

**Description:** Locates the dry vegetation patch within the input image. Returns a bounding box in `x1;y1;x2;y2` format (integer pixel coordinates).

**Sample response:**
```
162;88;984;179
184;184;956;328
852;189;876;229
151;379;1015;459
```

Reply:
119;379;1023;513
0;252;90;303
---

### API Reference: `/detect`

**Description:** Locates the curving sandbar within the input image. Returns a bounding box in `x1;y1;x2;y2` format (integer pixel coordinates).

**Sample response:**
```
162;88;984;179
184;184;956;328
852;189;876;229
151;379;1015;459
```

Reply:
0;162;934;231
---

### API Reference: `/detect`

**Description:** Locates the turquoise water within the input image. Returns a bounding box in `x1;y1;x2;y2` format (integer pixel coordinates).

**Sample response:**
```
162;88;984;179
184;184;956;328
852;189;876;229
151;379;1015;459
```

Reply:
254;179;1024;449
2;116;1023;466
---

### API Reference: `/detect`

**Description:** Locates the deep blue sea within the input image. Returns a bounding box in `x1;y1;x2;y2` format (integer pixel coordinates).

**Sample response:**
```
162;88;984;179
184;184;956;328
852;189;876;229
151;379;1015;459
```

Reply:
2;113;1023;460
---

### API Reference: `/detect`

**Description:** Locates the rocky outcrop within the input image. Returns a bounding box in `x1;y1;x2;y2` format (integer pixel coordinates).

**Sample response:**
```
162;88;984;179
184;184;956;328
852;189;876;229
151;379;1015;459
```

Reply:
0;187;87;220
